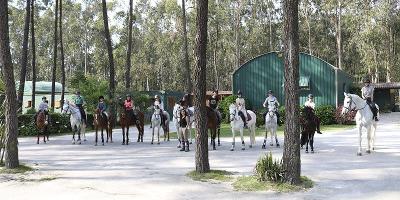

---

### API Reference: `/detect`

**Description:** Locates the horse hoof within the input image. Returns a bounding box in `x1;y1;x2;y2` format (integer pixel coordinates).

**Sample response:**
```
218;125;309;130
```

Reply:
311;150;314;153
190;141;192;144
306;150;309;153
270;143;273;146
372;147;375;150
249;145;252;148
157;143;160;145
177;145;181;148
122;142;125;145
357;152;362;156
151;142;154;145
241;147;245;151
366;150;371;154
84;139;87;142
218;143;221;146
95;143;97;146
213;147;216;150
72;142;75;145
37;141;39;144
262;145;266;149
78;142;81;145
102;143;104;146
276;144;280;148
230;148;234;151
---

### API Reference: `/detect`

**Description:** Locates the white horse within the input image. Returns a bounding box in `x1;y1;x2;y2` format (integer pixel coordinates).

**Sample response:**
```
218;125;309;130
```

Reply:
263;106;279;148
342;93;379;156
62;100;86;144
151;106;162;145
228;104;256;151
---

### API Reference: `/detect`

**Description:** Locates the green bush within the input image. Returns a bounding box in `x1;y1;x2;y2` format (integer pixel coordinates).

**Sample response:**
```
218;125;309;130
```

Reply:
254;152;284;183
315;105;336;125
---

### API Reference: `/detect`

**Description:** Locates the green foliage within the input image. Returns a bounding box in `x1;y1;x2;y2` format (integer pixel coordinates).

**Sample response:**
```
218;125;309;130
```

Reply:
0;164;35;174
254;152;284;183
219;95;237;122
232;175;314;192
314;105;336;125
186;170;233;182
25;108;36;114
69;72;109;113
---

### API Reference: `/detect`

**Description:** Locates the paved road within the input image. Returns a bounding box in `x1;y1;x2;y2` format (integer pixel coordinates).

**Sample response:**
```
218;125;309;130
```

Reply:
1;113;400;200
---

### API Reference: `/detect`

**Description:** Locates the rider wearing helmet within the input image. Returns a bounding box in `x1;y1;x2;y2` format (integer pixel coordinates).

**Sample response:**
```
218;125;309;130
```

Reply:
263;90;281;126
208;89;221;126
124;94;138;123
361;78;378;121
36;96;49;124
74;91;87;124
304;94;322;134
154;95;166;125
97;96;108;119
235;90;248;128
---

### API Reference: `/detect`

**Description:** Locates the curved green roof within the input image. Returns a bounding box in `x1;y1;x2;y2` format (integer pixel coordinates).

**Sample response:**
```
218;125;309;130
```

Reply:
16;81;67;94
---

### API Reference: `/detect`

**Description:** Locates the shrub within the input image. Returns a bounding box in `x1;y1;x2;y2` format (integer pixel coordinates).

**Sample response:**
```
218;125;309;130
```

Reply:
335;105;356;125
219;95;236;122
255;109;265;128
254;152;284;183
315;105;336;125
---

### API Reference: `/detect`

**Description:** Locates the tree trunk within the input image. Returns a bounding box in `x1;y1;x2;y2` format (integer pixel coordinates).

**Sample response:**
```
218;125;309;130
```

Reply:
267;0;273;51
125;0;133;89
387;26;392;83
31;0;36;109
194;0;210;173
102;0;115;100
17;0;31;113
0;0;20;168
181;0;192;93
59;0;65;106
336;0;342;69
235;0;242;68
51;0;59;109
282;0;301;185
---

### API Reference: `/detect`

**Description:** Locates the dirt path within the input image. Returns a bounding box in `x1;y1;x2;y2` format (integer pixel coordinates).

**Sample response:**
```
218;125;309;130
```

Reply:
1;113;399;200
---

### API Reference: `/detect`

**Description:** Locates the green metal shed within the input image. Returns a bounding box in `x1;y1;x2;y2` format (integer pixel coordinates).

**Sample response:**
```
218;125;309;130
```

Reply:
232;52;353;110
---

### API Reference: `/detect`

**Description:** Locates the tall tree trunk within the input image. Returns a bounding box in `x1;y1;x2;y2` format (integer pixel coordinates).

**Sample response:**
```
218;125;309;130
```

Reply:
31;0;36;109
387;26;392;83
336;0;342;69
59;0;65;106
125;0;133;89
51;0;59;109
282;0;300;185
102;0;115;114
181;0;192;93
194;0;210;173
17;0;31;113
0;0;20;169
267;0;273;51
235;0;242;68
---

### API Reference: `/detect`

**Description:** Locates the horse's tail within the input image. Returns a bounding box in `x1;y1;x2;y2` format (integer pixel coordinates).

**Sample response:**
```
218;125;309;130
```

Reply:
301;132;307;146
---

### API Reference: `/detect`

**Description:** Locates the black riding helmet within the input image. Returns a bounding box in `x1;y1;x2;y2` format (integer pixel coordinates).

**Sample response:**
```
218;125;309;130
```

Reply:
267;90;273;95
363;78;371;84
308;94;314;99
126;94;132;98
42;96;47;100
237;90;242;95
99;96;104;100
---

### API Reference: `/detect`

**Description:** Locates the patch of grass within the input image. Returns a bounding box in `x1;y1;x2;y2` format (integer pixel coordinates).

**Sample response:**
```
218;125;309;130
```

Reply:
0;164;35;174
186;170;234;182
233;176;313;192
19;176;57;182
320;124;355;132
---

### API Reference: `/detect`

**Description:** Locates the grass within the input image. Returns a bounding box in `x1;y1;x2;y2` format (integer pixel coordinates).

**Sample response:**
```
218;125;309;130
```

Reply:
0;164;35;174
232;176;314;192
18;176;57;182
186;170;234;182
166;123;354;139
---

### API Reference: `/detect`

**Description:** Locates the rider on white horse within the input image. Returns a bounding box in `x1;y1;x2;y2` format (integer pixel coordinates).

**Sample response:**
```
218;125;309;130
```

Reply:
304;94;322;134
263;90;280;126
361;78;378;121
236;90;248;128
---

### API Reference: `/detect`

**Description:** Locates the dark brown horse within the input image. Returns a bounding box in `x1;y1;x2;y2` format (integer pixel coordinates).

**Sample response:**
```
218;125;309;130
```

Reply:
206;106;220;150
93;109;113;146
119;107;145;145
36;111;49;144
300;106;317;153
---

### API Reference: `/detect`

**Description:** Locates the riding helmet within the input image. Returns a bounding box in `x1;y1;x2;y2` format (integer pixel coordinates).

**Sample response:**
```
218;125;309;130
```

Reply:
76;91;80;95
267;90;273;94
42;96;47;100
363;77;371;83
154;95;160;99
237;90;242;95
126;94;132;98
99;96;104;100
308;94;314;98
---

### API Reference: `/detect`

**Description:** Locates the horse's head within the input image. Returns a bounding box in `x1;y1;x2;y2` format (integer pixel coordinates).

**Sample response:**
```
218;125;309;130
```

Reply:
154;105;161;117
62;101;70;114
342;92;356;115
267;106;276;118
302;106;314;119
229;104;237;121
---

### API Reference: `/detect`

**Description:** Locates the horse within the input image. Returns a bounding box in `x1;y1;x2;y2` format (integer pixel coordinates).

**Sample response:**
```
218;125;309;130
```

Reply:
263;106;279;149
161;110;170;142
206;106;220;150
228;104;257;151
93;109;113;146
62;101;85;145
151;106;162;145
300;106;317;153
173;103;183;148
119;103;145;145
342;93;379;156
36;111;49;144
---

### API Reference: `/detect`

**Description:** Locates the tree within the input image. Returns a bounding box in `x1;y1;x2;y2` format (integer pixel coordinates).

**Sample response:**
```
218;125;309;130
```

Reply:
0;0;19;168
282;0;301;184
59;0;65;105
235;0;242;69
194;0;210;173
181;0;192;93
17;0;31;113
125;0;134;89
51;0;59;109
102;0;115;100
30;0;36;109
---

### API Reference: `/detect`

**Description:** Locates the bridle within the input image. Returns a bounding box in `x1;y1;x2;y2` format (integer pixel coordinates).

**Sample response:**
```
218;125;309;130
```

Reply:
229;107;239;122
343;96;368;112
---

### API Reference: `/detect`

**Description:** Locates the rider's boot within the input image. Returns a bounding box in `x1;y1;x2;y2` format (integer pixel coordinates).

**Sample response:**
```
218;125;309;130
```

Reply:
180;141;186;151
185;141;190;152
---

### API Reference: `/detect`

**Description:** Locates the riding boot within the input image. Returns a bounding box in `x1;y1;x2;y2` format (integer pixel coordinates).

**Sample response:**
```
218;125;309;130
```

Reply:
180;142;186;151
185;141;190;152
276;111;281;126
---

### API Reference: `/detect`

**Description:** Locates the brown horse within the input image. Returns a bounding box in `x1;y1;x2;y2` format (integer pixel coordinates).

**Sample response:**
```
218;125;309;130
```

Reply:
206;106;220;150
93;109;113;146
36;111;49;144
300;106;317;153
119;107;145;145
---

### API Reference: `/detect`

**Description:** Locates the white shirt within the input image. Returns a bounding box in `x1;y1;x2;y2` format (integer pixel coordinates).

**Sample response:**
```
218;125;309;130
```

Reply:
361;85;374;100
304;100;315;109
236;97;245;108
154;100;164;110
263;96;280;110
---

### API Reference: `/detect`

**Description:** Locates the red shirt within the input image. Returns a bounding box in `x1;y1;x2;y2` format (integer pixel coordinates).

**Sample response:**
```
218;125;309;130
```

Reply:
124;100;134;110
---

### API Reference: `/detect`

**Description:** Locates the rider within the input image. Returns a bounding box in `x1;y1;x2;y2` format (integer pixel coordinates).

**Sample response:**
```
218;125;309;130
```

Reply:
361;78;378;121
36;96;49;124
235;90;248;128
124;94;139;124
262;90;281;126
97;96;108;120
74;91;86;124
154;95;165;125
208;89;221;126
179;106;190;152
304;94;322;134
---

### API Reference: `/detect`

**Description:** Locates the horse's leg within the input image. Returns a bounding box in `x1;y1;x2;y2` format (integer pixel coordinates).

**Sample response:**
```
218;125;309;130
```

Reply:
72;126;76;144
157;125;160;145
83;124;87;142
305;133;309;153
217;127;221;146
95;127;98;146
275;129;280;147
230;128;235;151
249;125;255;148
357;125;363;156
262;128;267;149
366;126;372;154
310;133;315;153
101;128;105;146
189;123;193;144
151;124;154;145
270;127;274;146
212;128;216;150
77;126;82;145
126;126;130;145
122;126;126;145
240;128;245;150
372;123;377;150
37;129;40;144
